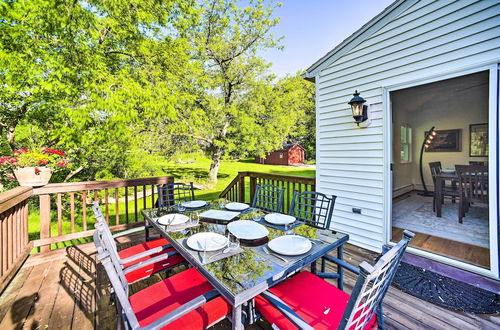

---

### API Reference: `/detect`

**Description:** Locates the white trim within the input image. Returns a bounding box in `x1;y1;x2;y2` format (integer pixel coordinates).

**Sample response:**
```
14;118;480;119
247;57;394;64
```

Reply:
487;64;499;277
315;75;321;199
384;63;499;278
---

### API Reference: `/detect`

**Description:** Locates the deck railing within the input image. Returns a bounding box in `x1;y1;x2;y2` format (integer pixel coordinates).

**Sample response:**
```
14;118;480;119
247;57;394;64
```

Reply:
220;171;316;213
0;187;32;292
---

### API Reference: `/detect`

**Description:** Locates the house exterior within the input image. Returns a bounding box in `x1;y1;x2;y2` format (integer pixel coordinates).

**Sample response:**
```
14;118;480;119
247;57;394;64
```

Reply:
304;0;499;279
255;143;305;165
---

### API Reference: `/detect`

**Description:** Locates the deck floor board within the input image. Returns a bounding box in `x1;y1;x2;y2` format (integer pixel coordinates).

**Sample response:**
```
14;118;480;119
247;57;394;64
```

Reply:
0;233;498;329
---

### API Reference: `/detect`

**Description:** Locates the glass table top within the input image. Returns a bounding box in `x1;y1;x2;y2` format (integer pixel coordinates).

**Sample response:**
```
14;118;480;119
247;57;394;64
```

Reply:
142;206;348;305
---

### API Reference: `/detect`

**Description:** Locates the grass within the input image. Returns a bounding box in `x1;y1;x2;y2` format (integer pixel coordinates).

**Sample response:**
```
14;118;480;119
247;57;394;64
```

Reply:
28;157;316;251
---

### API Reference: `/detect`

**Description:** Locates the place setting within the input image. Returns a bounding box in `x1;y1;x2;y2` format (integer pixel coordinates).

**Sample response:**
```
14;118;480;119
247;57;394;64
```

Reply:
156;212;200;232
179;232;244;265
172;199;210;212
254;212;303;231
256;234;318;267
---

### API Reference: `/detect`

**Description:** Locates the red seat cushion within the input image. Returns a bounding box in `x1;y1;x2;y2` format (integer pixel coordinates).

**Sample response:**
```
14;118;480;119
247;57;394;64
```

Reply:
129;267;231;329
255;271;378;330
118;238;185;283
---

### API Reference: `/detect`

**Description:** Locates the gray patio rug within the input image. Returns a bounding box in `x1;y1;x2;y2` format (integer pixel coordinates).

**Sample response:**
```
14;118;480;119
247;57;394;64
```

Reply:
393;262;500;314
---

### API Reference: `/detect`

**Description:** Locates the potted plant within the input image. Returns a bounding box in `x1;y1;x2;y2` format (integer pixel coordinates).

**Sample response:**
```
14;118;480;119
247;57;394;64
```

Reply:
0;148;68;187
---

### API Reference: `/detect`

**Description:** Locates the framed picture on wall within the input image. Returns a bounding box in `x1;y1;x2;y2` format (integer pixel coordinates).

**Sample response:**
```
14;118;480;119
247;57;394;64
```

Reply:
470;123;488;157
425;129;461;152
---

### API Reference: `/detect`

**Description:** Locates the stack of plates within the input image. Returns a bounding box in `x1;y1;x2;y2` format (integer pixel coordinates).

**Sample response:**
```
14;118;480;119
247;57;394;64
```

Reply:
225;202;250;211
157;214;189;226
264;213;296;225
268;235;312;256
186;232;228;251
227;220;269;240
181;200;207;208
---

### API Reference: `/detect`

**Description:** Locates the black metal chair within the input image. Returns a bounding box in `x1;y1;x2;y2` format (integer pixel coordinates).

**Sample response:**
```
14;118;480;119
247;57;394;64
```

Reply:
157;182;195;208
254;231;414;330
288;191;336;230
251;184;285;213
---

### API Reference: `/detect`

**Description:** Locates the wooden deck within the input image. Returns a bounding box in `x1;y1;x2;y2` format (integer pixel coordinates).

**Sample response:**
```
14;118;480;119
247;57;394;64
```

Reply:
0;233;498;330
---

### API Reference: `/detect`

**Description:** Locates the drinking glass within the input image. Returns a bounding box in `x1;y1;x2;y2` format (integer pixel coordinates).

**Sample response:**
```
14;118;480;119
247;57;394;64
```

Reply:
178;203;186;212
189;212;199;226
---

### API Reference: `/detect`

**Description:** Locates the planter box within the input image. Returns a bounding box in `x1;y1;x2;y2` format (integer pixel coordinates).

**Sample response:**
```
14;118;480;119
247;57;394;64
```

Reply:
14;167;52;187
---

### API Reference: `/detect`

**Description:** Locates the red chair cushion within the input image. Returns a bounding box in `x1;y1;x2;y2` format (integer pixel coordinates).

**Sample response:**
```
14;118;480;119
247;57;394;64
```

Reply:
255;271;378;330
118;238;185;283
129;267;231;329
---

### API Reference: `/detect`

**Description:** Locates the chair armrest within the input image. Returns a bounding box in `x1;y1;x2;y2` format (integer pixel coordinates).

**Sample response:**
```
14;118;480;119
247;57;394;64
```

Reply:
323;255;360;275
142;290;220;329
112;226;145;238
123;250;179;274
261;291;314;330
119;244;173;265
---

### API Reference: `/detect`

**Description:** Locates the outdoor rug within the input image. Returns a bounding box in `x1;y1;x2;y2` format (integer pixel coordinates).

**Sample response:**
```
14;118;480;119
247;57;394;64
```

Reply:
393;262;500;314
392;194;489;248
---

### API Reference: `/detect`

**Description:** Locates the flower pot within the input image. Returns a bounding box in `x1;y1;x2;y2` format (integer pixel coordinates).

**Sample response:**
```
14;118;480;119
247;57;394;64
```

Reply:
13;167;52;187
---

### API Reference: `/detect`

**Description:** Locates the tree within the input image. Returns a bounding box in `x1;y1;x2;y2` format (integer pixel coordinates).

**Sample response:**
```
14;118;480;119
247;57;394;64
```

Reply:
159;0;283;184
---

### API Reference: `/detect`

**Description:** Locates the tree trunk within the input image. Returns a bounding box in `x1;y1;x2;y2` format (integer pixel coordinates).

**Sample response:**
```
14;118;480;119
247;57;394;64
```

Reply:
208;145;224;185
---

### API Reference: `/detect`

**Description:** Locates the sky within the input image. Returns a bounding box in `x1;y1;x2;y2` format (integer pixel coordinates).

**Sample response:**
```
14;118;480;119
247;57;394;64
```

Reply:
261;0;395;77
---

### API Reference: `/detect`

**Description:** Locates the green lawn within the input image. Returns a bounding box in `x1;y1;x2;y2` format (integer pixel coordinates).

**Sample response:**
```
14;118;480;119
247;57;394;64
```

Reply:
28;157;315;251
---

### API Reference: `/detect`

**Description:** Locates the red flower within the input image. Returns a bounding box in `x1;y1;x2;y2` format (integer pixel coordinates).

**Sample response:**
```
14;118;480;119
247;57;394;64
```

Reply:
38;160;49;165
56;160;67;167
13;149;28;154
0;156;18;164
43;149;66;157
34;168;41;174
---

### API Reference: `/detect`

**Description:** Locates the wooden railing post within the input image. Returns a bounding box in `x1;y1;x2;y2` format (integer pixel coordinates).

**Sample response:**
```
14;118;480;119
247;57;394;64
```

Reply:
238;172;245;203
249;176;256;204
39;194;51;252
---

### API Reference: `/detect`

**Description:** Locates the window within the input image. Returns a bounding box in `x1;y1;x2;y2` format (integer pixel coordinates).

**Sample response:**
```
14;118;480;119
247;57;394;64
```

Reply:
400;125;412;163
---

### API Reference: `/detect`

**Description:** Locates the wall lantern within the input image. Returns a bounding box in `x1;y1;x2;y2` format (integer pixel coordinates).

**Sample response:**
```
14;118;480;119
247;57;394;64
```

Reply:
348;90;368;126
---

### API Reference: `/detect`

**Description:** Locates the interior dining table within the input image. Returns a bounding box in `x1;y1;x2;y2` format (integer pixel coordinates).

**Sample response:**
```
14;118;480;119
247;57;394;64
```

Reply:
141;203;349;329
434;172;458;217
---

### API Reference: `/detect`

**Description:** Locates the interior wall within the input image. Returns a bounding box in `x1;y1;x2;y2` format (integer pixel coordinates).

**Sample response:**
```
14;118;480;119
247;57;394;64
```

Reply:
392;71;489;194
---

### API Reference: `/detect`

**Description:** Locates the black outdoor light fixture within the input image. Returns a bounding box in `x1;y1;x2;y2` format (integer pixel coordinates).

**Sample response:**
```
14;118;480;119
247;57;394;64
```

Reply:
348;90;368;126
419;126;437;196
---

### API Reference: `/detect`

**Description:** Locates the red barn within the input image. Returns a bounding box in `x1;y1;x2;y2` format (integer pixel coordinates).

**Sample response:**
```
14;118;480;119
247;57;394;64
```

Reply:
255;143;305;166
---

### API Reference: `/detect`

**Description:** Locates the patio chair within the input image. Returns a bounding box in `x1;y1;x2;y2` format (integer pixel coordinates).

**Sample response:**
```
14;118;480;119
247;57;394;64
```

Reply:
288;191;336;230
254;230;414;330
92;202;185;283
94;229;231;329
429;161;459;211
157;182;195;208
251;184;285;213
455;165;488;223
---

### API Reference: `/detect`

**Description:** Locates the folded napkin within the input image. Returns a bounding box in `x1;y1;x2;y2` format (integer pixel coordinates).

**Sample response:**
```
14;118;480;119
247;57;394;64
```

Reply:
177;238;244;265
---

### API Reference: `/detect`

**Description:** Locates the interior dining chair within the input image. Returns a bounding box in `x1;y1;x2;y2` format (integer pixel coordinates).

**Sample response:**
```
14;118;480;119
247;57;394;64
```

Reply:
251;184;286;213
288;191;336;230
94;229;231;329
455;164;488;223
92;202;185;283
157;182;195;208
429;161;459;211
254;230;414;330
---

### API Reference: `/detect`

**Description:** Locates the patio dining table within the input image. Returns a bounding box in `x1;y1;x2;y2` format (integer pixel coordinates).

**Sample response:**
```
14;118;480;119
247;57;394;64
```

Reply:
142;204;349;329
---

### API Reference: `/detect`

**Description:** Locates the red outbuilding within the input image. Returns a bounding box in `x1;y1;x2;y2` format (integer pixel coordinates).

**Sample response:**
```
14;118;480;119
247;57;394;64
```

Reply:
255;143;305;166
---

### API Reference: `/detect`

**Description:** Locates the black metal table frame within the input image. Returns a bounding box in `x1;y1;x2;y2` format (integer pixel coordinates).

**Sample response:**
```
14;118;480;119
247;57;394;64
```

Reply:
142;209;349;329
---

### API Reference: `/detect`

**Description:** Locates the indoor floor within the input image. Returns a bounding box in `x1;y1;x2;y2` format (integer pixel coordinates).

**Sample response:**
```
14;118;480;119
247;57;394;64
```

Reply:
392;192;490;268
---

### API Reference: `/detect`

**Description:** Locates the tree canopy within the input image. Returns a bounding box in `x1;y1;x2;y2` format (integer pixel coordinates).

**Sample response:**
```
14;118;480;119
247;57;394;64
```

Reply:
0;0;315;189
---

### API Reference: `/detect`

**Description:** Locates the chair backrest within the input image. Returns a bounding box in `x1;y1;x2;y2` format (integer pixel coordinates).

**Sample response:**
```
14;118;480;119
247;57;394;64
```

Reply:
93;229;141;328
251;184;285;213
455;165;488;203
91;202;121;265
288;191;336;229
428;161;442;185
340;230;414;330
157;182;195;207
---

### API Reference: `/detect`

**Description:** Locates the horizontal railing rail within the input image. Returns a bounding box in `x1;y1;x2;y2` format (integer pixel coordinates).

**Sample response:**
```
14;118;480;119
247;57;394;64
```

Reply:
220;171;316;213
0;186;33;292
32;176;174;252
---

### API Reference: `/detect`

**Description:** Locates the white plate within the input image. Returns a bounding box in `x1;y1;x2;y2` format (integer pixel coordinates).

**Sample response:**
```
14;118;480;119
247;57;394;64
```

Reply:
181;200;207;208
225;202;250;211
227;220;269;240
199;210;240;221
186;232;228;252
268;235;312;256
264;213;296;225
157;213;189;226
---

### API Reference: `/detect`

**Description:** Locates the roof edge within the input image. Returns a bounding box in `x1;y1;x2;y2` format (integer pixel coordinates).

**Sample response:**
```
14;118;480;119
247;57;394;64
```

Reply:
305;0;415;77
